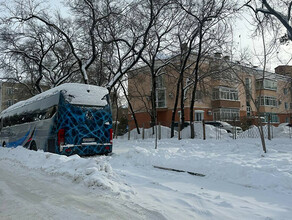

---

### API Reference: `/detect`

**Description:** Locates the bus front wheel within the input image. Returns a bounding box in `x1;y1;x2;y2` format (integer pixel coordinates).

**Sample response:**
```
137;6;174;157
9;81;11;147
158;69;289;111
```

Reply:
2;142;6;148
30;141;37;151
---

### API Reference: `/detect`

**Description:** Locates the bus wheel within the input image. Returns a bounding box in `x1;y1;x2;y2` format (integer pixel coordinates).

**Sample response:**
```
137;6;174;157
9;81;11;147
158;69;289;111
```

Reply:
30;141;37;151
2;142;6;148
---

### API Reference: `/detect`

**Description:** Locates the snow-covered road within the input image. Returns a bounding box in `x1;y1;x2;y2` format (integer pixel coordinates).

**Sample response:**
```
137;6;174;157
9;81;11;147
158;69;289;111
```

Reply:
0;159;164;220
109;139;292;220
1;135;292;219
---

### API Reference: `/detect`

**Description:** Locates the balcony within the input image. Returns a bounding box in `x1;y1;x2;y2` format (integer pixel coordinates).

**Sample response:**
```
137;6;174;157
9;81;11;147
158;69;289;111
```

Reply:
211;100;240;108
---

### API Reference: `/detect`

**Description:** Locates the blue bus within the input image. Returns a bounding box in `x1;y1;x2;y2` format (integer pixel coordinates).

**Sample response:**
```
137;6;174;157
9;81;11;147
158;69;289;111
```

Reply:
0;83;113;156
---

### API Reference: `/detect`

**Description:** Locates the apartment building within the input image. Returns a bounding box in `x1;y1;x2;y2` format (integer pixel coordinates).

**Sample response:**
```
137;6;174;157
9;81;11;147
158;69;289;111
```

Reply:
128;53;292;129
0;82;30;112
0;82;49;112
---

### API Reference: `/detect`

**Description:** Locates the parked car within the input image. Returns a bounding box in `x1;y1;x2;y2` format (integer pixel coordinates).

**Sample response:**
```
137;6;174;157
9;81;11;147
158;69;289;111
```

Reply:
205;121;243;133
173;122;190;131
279;123;292;127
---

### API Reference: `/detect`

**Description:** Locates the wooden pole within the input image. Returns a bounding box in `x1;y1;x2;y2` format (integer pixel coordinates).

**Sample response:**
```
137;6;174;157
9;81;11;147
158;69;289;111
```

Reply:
202;120;206;140
142;123;145;140
268;114;271;140
233;117;236;140
178;123;181;140
158;123;161;140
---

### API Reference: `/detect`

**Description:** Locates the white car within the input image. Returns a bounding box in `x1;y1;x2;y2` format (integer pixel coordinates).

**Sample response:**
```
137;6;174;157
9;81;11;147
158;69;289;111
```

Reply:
205;121;243;133
218;121;242;133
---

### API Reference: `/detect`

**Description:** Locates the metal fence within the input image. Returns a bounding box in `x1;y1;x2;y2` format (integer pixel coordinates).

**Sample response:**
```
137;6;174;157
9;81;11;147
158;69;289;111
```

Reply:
122;120;292;140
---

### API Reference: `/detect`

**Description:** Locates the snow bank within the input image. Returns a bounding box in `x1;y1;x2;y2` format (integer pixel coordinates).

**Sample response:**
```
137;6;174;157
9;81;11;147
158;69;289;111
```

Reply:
180;123;231;139
0;147;132;195
238;124;292;139
121;123;231;140
112;138;292;194
1;136;292;219
123;123;292;141
120;126;175;139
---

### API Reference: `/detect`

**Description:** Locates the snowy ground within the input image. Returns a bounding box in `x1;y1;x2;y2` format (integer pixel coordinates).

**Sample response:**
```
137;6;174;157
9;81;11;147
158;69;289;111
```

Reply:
1;136;292;219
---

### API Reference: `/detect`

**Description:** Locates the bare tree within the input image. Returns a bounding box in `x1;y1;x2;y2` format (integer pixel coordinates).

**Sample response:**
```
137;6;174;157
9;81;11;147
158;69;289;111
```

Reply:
176;0;237;138
0;14;78;93
0;0;117;87
105;0;174;92
168;21;199;138
245;0;292;42
139;3;178;136
242;0;292;152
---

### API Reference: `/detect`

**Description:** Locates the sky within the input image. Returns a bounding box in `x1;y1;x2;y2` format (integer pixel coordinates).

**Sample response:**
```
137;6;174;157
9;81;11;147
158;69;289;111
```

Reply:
232;7;292;72
48;0;292;73
2;0;292;74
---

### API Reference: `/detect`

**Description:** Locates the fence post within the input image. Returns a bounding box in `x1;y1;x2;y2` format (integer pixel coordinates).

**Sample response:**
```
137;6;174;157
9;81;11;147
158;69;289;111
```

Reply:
178;123;181;140
128;127;130;140
202;120;206;140
268;114;271;140
233;118;236;140
142;123;145;140
158;123;161;140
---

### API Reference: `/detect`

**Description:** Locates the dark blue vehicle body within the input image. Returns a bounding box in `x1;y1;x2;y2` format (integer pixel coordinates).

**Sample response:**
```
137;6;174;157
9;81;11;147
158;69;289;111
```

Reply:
0;83;113;156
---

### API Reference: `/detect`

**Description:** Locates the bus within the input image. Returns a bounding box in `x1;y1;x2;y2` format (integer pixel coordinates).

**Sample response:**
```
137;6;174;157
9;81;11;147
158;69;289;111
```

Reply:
0;83;113;156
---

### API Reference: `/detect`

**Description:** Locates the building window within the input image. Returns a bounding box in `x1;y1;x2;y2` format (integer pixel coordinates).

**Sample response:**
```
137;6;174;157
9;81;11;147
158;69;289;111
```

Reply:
6;100;13;107
213;108;239;121
256;79;277;91
246;101;251;116
6;87;13;95
285;102;289;110
195;110;204;121
212;87;238;101
156;88;166;108
245;78;252;99
156;75;164;88
258;96;277;107
283;88;288;95
262;113;279;123
195;90;203;100
285;117;289;123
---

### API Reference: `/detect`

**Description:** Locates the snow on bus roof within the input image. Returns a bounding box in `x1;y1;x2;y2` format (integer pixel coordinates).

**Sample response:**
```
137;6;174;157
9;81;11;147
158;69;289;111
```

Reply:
1;83;109;116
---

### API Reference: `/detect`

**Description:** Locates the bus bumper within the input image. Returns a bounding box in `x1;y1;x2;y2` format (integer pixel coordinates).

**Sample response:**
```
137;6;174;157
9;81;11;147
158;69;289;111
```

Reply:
59;144;112;156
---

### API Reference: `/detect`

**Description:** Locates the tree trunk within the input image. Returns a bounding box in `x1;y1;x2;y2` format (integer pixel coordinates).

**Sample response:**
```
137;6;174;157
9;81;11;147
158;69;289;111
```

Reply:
258;118;267;153
114;94;119;139
120;83;140;134
151;74;157;135
171;76;181;138
180;75;185;130
190;26;203;139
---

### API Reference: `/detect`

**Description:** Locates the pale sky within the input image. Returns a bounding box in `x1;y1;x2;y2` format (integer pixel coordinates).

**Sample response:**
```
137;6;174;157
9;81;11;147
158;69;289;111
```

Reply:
232;9;292;72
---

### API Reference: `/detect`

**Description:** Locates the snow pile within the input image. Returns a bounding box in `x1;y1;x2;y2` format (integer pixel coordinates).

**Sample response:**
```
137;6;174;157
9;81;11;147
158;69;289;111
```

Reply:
0;147;132;195
1;137;292;219
111;138;292;193
180;123;230;139
238;124;292;139
120;126;175;139
273;123;292;138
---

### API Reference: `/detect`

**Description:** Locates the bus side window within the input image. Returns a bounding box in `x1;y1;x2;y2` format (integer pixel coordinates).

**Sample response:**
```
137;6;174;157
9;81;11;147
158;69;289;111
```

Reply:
44;106;56;119
0;118;2;130
3;117;8;127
